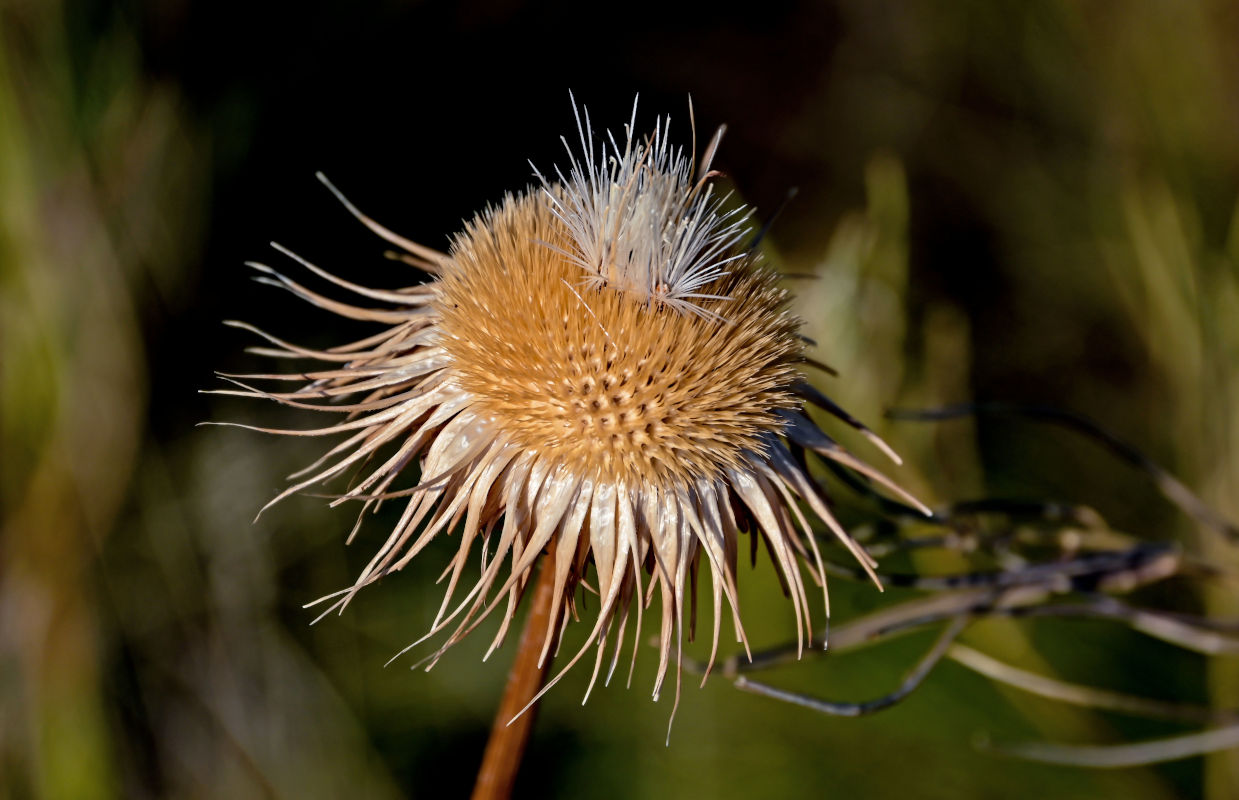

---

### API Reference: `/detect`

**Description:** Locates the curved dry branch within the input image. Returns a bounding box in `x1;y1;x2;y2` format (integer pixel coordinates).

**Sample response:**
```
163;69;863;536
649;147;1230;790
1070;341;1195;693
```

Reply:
888;402;1239;542
731;615;969;717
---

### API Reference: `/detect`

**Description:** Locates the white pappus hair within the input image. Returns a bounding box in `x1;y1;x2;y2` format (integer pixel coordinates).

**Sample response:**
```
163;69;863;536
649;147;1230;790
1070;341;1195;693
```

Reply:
531;95;754;320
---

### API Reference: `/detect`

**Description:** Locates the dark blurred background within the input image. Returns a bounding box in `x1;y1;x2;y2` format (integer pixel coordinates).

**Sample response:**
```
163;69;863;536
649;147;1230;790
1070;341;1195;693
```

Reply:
3;1;1238;797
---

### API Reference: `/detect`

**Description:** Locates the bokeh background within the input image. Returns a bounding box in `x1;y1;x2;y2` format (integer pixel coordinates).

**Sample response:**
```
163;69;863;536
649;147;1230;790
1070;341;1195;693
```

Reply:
3;1;1238;797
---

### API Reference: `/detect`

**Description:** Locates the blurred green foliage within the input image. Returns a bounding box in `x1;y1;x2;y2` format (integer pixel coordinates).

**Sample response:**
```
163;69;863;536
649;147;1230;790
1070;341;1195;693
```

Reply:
2;1;1237;797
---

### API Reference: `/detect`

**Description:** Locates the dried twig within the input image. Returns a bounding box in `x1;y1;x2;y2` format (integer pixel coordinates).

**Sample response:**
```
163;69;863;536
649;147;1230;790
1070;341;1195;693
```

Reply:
887;402;1239;542
693;402;1239;768
733;615;969;716
946;643;1235;725
981;724;1239;768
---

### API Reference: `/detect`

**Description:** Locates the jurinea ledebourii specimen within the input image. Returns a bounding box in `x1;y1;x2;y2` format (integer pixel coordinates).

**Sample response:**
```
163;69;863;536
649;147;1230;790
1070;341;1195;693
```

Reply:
215;100;927;717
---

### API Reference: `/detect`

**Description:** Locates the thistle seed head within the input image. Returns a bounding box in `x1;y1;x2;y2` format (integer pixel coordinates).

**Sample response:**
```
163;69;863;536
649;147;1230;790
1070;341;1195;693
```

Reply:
216;99;925;721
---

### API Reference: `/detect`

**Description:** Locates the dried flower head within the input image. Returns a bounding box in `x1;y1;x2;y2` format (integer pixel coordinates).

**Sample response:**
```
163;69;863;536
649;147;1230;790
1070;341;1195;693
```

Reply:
215;99;926;717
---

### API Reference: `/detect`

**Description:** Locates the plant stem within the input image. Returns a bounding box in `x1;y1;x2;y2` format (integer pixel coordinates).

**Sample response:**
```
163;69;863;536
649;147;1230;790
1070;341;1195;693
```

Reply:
470;550;558;800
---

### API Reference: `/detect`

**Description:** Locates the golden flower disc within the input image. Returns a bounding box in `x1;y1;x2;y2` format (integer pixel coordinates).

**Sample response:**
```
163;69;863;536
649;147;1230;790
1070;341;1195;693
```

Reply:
437;192;802;488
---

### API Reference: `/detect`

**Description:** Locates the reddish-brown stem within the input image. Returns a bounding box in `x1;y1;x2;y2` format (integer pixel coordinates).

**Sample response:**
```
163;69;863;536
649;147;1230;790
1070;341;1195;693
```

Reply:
470;551;559;800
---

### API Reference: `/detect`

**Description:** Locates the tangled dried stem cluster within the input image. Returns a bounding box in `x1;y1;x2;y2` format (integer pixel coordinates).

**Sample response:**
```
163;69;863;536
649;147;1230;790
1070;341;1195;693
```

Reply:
214;101;925;717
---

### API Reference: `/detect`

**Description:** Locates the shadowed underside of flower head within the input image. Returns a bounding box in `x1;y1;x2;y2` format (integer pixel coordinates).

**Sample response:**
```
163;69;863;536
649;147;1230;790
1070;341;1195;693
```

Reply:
212;105;926;720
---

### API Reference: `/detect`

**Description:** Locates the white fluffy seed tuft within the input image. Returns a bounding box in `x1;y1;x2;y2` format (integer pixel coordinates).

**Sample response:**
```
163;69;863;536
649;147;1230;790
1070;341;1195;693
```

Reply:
531;95;754;320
